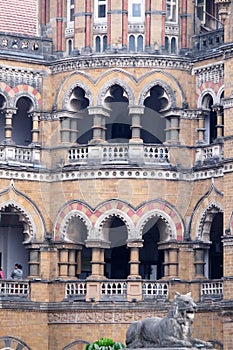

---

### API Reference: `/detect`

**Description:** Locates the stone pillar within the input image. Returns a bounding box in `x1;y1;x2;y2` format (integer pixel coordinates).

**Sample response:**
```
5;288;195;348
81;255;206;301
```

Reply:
86;239;110;279
3;108;16;144
196;110;206;144
193;244;208;279
122;0;128;51
170;116;180;143
25;245;40;278
61;117;70;143
31;112;40;145
222;235;233;300
160;242;179;278
88;106;110;143
128;106;144;143
107;0;111;49
127;240;143;279
145;0;151;51
85;0;92;52
212;104;224;139
161;0;166;48
181;0;187;50
56;0;63;52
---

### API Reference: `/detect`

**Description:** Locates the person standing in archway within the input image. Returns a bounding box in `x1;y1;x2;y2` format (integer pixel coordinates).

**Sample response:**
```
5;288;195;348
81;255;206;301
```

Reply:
11;263;23;280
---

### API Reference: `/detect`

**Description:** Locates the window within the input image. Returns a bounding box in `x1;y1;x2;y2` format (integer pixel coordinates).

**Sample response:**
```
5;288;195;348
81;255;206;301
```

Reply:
166;0;177;23
95;0;107;20
132;3;141;17
95;35;108;53
129;34;144;52
67;0;75;25
128;0;144;22
197;0;206;23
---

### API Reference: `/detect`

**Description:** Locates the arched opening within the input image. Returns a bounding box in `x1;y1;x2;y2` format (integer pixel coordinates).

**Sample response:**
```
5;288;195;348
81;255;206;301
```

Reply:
202;93;217;144
0;206;29;278
95;36;101;52
67;86;91;144
103;216;130;279
103;35;107;51
66;216;92;278
171;37;176;54
142;85;167;143
68;39;73;55
208;212;223;279
104;84;131;142
140;217;165;280
137;35;143;52
165;37;169;52
0;94;6;143
12;97;33;146
129;35;135;52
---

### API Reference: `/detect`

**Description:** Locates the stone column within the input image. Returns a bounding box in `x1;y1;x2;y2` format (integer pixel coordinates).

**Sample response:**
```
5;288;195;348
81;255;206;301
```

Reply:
31;112;40;145
122;0;128;51
88;106;110;143
212;104;224;139
127;240;143;279
128;106;144;143
163;109;180;144
3;108;16;144
196;110;206;144
85;0;92;53
145;0;151;51
159;242;179;278
193;244;208;279
86;239;110;279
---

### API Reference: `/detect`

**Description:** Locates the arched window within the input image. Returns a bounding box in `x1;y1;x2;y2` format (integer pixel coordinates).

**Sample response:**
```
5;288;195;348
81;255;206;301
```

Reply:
129;35;136;52
171;37;176;54
137;35;143;52
68;39;73;55
96;36;101;52
103;35;107;51
202;94;217;144
12;97;33;146
165;36;169;52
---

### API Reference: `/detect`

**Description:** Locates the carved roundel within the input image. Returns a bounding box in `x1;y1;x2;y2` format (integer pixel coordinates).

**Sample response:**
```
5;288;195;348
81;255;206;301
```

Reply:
0;336;31;350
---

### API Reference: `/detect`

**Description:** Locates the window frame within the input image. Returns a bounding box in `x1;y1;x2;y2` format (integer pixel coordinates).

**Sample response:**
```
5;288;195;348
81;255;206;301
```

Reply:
94;0;107;22
165;0;178;23
128;0;145;23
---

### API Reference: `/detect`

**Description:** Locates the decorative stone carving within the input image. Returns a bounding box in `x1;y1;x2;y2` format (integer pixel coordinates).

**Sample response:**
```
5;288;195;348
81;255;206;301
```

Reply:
126;292;214;349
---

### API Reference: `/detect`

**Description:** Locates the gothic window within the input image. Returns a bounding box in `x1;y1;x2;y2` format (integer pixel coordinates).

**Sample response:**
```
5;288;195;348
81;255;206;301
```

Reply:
129;34;144;52
166;0;178;23
95;35;108;53
67;39;73;55
202;93;217;144
12;97;33;146
171;37;177;54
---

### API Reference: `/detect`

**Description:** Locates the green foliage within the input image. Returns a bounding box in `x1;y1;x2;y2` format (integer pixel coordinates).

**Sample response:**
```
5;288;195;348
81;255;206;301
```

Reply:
85;337;125;350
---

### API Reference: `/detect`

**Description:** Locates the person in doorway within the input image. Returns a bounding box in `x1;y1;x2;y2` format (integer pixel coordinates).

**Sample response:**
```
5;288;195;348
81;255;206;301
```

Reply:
0;267;5;279
11;263;23;280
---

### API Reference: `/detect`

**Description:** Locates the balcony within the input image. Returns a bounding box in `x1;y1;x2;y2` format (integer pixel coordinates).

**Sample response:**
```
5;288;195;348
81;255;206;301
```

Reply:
195;143;224;166
67;143;170;167
0;32;53;59
0;145;41;168
192;28;224;56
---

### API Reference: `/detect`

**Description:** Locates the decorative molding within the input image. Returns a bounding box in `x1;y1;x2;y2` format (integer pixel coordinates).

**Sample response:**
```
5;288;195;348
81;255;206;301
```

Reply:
50;56;193;75
0;65;43;91
192;62;224;88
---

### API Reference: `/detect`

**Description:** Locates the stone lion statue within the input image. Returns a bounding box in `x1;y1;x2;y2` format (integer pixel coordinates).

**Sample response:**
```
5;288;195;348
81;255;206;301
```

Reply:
126;292;214;349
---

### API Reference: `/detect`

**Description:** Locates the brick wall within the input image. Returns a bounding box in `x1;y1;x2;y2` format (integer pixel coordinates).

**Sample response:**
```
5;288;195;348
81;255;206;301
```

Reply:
0;0;38;36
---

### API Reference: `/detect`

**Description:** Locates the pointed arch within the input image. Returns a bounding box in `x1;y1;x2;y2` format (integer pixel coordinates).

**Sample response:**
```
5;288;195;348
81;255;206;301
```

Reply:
189;182;223;241
97;78;135;106
53;201;93;241
0;181;46;242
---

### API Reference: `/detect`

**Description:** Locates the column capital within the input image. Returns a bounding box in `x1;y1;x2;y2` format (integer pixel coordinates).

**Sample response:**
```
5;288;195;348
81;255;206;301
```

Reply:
88;106;110;117
127;239;144;248
85;239;110;249
3;108;17;117
128;106;145;115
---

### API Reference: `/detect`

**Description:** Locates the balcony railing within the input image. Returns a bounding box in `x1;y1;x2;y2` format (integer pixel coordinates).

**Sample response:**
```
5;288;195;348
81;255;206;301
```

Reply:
195;143;223;165
67;144;170;166
0;280;29;297
0;145;41;167
0;32;53;59
201;281;223;301
192;28;224;55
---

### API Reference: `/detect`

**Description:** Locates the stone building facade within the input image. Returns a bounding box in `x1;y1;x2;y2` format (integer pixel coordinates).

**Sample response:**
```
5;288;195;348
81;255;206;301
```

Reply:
0;0;232;349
